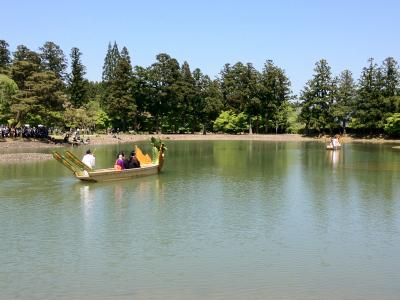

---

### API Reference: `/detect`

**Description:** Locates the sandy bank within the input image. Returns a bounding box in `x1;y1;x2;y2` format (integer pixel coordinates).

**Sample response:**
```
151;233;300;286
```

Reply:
2;133;400;148
0;153;53;164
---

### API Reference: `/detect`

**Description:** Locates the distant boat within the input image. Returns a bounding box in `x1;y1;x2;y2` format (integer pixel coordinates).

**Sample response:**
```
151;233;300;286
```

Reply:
53;142;166;182
326;144;341;150
326;137;341;150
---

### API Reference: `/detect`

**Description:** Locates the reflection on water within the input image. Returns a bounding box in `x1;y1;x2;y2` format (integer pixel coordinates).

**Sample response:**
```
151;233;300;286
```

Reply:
80;185;94;216
328;149;340;166
1;141;400;300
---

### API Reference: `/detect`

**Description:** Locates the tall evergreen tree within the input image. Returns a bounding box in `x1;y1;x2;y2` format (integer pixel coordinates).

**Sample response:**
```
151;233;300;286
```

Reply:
148;53;181;133
39;41;67;81
179;61;196;132
68;47;88;108
11;45;41;89
334;70;356;133
0;74;18;123
260;60;292;133
12;71;66;126
106;46;135;131
220;62;260;133
199;76;223;134
102;41;120;82
353;58;386;132
300;59;336;134
9;45;66;126
0;40;11;72
381;57;399;97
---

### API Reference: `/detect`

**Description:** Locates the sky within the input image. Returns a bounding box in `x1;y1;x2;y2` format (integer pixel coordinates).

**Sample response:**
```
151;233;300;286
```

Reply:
1;0;400;96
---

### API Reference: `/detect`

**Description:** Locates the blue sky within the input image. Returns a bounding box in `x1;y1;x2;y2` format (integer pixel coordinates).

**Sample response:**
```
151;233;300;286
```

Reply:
1;0;400;95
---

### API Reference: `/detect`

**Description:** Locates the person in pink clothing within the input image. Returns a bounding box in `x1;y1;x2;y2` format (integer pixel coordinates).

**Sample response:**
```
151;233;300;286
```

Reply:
114;152;125;170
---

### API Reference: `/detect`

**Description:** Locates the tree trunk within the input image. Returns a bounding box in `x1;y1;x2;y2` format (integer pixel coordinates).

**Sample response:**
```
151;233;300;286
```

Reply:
342;119;346;134
191;118;195;134
249;117;253;134
264;112;268;133
155;114;160;134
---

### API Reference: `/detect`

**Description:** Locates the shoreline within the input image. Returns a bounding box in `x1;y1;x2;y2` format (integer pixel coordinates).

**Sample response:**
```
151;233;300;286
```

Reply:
1;133;400;149
1;134;400;163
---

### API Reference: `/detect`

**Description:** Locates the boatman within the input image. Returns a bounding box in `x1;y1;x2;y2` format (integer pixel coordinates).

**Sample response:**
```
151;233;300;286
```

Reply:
82;149;95;169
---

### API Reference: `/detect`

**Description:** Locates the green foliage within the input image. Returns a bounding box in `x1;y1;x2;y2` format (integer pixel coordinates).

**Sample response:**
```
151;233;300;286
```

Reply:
286;105;304;133
147;53;182;133
384;113;400;136
102;42;120;82
68;47;88;108
352;58;388;132
300;59;336;133
0;40;11;71
3;39;400;136
63;100;110;130
39;42;67;81
86;100;110;130
220;62;260;133
333;70;356;133
260;60;292;133
13;71;66;126
104;46;136;131
0;74;18;122
11;45;41;89
213;110;249;133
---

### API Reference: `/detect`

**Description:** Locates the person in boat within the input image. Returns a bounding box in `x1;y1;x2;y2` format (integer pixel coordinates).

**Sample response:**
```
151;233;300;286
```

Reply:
114;152;126;170
82;149;95;169
126;150;141;169
332;135;341;147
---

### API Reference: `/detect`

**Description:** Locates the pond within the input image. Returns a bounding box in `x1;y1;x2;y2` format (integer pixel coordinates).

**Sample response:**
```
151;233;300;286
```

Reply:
1;140;400;299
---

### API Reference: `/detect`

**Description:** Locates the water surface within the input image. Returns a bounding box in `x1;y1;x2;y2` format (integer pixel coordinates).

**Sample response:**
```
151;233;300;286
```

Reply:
1;141;400;299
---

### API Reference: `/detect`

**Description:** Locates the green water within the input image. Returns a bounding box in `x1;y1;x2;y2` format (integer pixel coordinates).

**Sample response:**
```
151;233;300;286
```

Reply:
1;141;400;300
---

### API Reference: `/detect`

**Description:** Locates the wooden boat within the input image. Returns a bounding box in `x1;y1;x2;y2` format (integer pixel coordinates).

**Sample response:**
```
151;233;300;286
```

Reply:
53;143;166;182
326;144;341;150
326;137;341;150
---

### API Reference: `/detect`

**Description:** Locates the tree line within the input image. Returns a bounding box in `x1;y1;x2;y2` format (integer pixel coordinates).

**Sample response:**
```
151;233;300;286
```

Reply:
0;39;399;136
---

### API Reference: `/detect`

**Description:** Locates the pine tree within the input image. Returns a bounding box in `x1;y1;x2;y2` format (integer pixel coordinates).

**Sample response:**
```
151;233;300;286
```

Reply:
179;61;196;132
102;41;120;82
220;62;260;133
0;74;18;123
39;41;67;81
260;60;292;133
334;70;356;133
12;71;66;126
68;47;88;108
202;79;223;134
381;57;399;97
147;53;181;133
106;46;135;131
353;58;385;132
0;40;11;72
11;45;41;90
9;46;66;126
300;59;336;134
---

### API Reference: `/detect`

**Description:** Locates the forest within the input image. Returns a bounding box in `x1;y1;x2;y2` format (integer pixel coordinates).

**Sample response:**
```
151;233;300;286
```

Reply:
0;40;399;136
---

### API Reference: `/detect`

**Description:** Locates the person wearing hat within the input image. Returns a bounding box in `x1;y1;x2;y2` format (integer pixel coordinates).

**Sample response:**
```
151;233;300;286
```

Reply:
126;150;141;169
82;149;95;169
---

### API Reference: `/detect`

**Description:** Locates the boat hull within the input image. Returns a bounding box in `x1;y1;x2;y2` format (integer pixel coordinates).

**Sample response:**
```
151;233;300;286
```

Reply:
75;164;159;182
326;145;341;150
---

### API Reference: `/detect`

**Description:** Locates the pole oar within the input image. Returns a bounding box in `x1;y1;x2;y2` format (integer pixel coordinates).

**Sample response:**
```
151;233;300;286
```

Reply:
53;151;82;174
65;150;92;171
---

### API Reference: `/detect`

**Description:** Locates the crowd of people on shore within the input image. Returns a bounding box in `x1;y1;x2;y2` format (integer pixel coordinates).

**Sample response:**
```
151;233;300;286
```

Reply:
0;125;49;139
